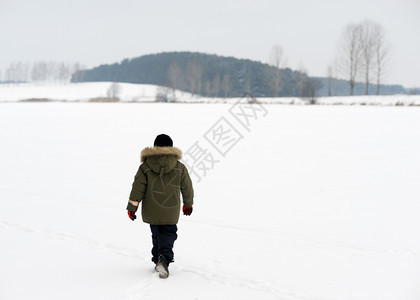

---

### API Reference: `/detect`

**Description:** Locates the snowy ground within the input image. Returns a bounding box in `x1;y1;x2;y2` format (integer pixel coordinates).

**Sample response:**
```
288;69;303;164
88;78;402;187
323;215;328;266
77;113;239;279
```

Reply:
0;102;419;300
1;82;420;105
0;82;161;102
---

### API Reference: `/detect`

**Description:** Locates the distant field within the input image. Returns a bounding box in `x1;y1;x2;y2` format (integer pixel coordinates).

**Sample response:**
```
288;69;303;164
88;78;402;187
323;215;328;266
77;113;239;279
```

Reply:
1;82;420;105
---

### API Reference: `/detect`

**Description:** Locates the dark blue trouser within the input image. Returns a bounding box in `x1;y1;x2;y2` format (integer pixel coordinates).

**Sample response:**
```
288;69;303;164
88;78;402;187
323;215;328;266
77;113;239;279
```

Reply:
150;224;178;265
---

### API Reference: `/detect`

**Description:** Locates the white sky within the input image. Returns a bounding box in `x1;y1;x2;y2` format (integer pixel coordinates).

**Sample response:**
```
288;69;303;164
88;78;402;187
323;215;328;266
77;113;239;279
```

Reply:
1;0;419;87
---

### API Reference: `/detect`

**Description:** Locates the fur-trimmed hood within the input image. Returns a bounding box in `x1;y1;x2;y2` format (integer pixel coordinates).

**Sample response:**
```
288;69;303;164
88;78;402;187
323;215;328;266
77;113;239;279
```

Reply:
140;147;182;175
141;147;182;162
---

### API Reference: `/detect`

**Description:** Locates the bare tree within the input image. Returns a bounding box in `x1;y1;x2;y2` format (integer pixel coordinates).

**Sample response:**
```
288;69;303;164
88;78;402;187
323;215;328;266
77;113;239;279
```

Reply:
185;60;202;96
373;23;391;95
5;62;27;83
244;76;251;94
22;62;30;82
359;20;378;95
327;65;334;96
337;22;362;95
58;63;71;83
194;63;203;96
5;63;15;82
167;62;183;95
333;61;339;96
205;80;211;97
304;77;323;103
16;62;23;82
269;45;285;97
31;62;48;82
71;63;86;83
107;82;121;99
298;66;323;103
297;63;307;97
212;74;220;97
46;61;56;82
408;88;419;95
156;85;171;102
222;73;231;98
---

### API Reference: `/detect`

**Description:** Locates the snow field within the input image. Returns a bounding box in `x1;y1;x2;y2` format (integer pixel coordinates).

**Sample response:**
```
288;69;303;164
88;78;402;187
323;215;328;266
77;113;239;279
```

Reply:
0;103;419;300
1;82;420;105
0;82;160;102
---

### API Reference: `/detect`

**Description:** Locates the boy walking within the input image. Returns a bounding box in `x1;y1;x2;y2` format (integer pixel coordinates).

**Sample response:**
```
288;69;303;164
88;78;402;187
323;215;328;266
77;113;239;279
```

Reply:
126;134;194;278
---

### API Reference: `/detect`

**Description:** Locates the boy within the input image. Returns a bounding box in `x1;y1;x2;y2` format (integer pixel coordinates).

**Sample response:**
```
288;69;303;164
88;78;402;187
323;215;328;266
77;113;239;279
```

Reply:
126;134;194;279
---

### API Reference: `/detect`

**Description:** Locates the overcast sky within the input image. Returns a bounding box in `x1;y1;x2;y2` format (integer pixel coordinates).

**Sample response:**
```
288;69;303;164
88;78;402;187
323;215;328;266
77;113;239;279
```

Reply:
1;0;419;87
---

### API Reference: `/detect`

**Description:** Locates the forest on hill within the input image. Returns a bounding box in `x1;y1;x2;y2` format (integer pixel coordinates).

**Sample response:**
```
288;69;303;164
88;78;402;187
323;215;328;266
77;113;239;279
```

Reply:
72;52;406;98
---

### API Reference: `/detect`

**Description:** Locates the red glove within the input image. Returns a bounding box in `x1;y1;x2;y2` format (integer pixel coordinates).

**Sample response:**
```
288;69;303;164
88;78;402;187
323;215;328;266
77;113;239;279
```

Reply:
128;210;137;221
183;205;193;216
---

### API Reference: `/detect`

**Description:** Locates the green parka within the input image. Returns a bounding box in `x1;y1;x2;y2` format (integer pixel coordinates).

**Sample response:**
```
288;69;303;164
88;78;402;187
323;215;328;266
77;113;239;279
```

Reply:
127;146;194;225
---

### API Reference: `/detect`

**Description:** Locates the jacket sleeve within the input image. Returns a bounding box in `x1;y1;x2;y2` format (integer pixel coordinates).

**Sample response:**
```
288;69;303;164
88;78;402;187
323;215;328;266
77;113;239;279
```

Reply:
180;162;194;207
127;164;147;212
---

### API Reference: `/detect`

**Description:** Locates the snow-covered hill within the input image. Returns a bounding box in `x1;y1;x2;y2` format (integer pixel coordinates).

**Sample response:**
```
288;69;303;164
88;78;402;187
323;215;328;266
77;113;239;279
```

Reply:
0;102;419;299
0;82;161;102
1;82;420;105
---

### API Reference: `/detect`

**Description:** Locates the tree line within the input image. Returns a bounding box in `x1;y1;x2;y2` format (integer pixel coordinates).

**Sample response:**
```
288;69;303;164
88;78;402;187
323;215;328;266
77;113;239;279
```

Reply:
0;61;85;83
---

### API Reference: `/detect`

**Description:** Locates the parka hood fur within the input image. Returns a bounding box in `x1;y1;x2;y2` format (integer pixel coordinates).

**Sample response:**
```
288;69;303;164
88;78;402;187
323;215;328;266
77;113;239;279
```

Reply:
141;147;182;162
141;147;182;175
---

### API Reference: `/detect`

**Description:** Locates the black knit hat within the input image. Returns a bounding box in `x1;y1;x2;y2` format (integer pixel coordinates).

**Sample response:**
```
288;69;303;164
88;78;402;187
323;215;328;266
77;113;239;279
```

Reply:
154;134;173;147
